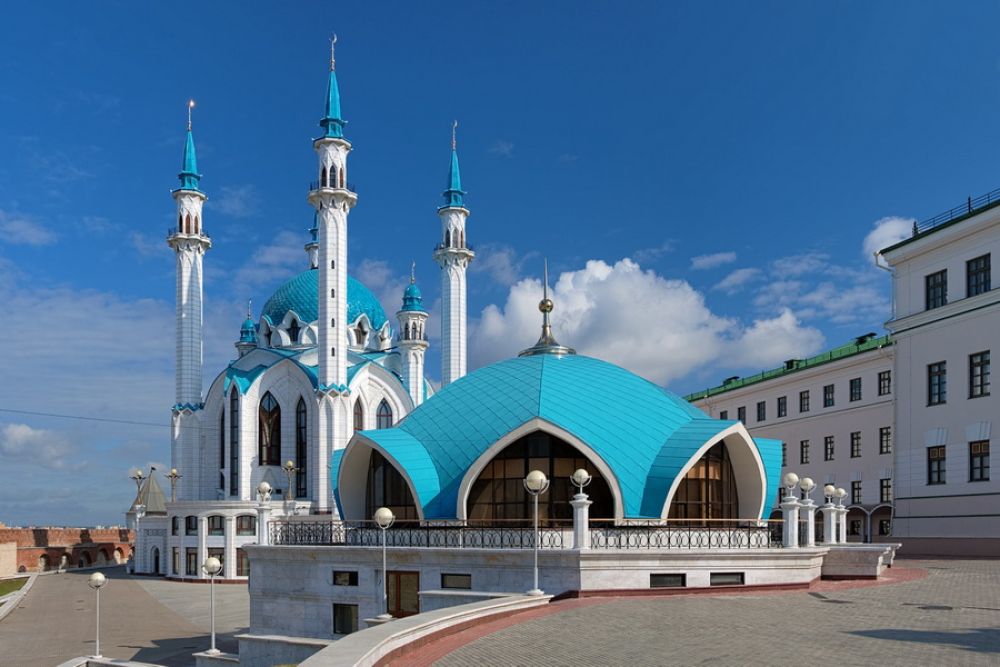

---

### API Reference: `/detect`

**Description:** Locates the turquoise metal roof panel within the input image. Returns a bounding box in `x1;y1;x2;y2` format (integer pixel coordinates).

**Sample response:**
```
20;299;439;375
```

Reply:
755;437;783;518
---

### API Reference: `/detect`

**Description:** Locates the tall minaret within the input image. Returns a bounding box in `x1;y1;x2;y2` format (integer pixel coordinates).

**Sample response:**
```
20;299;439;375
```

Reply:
433;121;474;386
397;263;429;407
307;37;357;513
168;100;211;500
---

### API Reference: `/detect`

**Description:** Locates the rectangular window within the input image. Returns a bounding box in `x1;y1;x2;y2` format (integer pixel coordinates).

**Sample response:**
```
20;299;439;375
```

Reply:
823;384;835;407
879;519;891;536
185;548;198;576
849;519;862;536
970;351;991;398
719;410;728;420
185;516;198;536
970;441;990;482
800;440;810;465
650;573;686;588
925;269;948;310
171;516;179;536
207;547;224;573
710;572;744;586
333;603;359;635
207;515;224;536
172;547;179;575
849;378;862;402
781;443;787;467
879;426;892;455
334;570;359;586
927;446;946;485
928;361;947;405
777;396;787;418
967;253;991;297
237;548;249;577
878;370;891;396
850;432;861;458
737;406;746;424
799;390;810;413
441;573;472;590
236;515;256;536
824;436;834;461
756;401;766;422
880;478;892;503
851;480;862;505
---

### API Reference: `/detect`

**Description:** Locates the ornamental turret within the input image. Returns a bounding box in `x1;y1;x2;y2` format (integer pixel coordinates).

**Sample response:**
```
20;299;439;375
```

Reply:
236;300;258;358
397;263;429;407
433;121;474;386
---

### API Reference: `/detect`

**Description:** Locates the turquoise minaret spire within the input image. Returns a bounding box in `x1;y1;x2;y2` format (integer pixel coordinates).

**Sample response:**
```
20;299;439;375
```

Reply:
176;100;202;192
320;35;346;139
440;120;466;210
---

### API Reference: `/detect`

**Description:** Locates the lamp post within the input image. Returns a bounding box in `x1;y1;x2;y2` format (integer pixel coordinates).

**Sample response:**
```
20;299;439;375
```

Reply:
523;470;550;595
134;504;146;574
256;482;272;546
282;460;297;502
780;472;800;548
374;507;395;621
88;572;107;658
165;468;182;503
202;556;223;654
799;477;816;547
835;487;848;544
569;469;592;550
821;484;837;544
129;468;145;498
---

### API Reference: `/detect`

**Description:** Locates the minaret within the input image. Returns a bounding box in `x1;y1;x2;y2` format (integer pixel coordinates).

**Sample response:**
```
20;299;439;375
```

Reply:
306;37;357;513
236;300;257;358
396;263;429;407
433;121;474;386
168;100;211;500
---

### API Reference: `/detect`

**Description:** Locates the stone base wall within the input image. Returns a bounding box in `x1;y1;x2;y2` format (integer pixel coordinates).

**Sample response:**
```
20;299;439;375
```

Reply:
0;542;16;578
0;527;133;573
895;537;1000;558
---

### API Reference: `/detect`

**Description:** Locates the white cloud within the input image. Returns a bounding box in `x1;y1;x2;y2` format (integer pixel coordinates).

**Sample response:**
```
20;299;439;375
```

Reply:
470;258;823;386
130;231;162;257
632;241;675;264
691;251;737;270
357;258;407;319
714;267;762;294
489;140;514;157
469;243;529;287
770;252;831;278
0;423;79;470
233;230;306;287
863;216;914;262
211;184;261;219
0;211;56;245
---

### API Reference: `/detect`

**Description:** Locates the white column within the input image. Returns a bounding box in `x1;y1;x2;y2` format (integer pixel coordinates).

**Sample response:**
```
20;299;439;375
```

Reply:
838;506;849;544
435;206;473;387
821;503;838;545
570;493;592;550
257;504;271;546
197;516;208;579
780;496;800;548
800;498;816;548
224;516;236;578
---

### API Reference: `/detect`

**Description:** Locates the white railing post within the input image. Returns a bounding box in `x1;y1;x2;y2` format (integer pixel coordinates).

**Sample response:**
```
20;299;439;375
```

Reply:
570;491;592;550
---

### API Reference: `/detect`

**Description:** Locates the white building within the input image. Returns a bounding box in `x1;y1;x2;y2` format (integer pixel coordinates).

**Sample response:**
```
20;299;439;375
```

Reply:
880;193;998;556
131;42;475;580
687;334;895;543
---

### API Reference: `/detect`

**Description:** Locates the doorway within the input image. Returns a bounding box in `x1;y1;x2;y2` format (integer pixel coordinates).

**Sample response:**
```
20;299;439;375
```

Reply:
386;571;419;618
151;547;160;574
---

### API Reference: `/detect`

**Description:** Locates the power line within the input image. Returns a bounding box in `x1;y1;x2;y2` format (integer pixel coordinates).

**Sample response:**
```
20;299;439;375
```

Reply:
0;407;213;432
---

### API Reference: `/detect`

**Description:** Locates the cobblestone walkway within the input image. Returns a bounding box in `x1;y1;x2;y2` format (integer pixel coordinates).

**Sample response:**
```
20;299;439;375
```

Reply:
435;560;1000;667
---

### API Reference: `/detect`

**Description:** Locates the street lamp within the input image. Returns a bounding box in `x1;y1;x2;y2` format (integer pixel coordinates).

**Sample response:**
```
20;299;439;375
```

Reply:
133;504;146;574
374;507;395;621
782;472;800;499
202;556;223;654
523;470;549;596
823;484;836;502
88;572;107;658
165;468;182;503
282;460;296;501
129;468;145;497
570;468;592;496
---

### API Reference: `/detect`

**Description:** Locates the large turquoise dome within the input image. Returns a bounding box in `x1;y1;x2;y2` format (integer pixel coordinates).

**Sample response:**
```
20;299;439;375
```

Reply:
261;269;388;329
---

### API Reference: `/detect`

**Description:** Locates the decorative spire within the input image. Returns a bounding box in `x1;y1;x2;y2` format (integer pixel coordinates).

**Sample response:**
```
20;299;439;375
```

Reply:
319;35;347;139
401;262;424;312
176;100;201;192
518;259;575;357
440;121;466;210
410;260;416;284
246;298;253;319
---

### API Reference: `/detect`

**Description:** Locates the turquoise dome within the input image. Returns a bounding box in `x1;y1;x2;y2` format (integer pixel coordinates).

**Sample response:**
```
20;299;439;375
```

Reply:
261;269;388;330
333;353;781;520
400;281;424;312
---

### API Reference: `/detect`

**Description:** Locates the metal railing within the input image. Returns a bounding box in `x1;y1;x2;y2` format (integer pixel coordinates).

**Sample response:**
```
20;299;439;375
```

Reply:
308;181;357;194
915;186;1000;235
269;520;564;549
166;227;211;239
590;520;782;550
433;242;475;253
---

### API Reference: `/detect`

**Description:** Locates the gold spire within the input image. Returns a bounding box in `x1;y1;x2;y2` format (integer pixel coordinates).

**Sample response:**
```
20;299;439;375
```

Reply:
451;119;458;151
330;33;337;71
518;258;576;357
187;99;195;131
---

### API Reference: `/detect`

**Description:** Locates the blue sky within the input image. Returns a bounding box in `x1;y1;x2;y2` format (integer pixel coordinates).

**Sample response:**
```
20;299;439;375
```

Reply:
3;2;1000;525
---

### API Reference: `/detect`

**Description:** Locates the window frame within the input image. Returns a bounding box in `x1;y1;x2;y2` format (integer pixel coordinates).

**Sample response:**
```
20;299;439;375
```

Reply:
970;440;990;482
967;253;991;297
851;480;862;505
879;426;892;455
800;440;810;465
756;401;766;422
849;377;862;402
928;361;947;406
925;269;948;310
969;351;991;399
207;515;224;536
823;384;835;408
333;603;359;635
440;573;472;590
799;390;810;413
776;396;787;418
878;370;891;396
927;446;946;485
850;431;861;458
236;515;256;536
333;570;359;586
719;410;728;420
736;406;746;424
880;478;892;503
824;436;834;462
185;515;198;536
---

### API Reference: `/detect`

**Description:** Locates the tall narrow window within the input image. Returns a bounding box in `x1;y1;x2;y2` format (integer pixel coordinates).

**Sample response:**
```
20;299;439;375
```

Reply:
925;269;947;310
800;440;810;465
229;388;239;496
799;390;810;413
850;431;861;458
878;370;891;396
777;396;787;418
967;254;991;297
756;401;766;422
880;478;892;503
781;443;787;467
849;378;862;402
218;411;225;490
823;384;835;407
824;436;834;461
376;399;393;429
295;398;307;498
970;351;990;398
970;441;990;482
851;481;862;505
879;426;892;455
736;406;746;424
927;446;946;485
928;361;947;405
353;400;365;431
287;319;301;345
258;392;281;466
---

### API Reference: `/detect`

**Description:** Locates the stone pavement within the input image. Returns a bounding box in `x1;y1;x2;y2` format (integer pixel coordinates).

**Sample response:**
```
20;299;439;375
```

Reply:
434;560;1000;667
0;567;248;667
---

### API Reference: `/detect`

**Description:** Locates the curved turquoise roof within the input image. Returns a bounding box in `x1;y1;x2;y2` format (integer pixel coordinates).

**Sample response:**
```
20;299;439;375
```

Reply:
261;269;388;330
336;353;780;520
400;281;424;312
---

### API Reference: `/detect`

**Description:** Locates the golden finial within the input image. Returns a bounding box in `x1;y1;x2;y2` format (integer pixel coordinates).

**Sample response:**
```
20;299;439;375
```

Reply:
330;33;337;71
451;119;458;151
187;99;195;131
519;258;575;357
539;258;553;314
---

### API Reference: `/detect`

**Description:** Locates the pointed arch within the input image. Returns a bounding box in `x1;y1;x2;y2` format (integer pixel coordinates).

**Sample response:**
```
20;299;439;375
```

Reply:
229;387;240;496
295;397;308;498
258;392;281;466
353;399;365;432
376;399;393;429
320;165;328;188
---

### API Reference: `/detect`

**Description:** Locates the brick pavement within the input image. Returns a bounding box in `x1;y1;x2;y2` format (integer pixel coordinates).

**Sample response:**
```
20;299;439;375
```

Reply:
433;561;1000;667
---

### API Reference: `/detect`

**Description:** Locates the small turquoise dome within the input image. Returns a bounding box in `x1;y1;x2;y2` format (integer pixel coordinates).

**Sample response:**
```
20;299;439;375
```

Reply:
400;281;424;312
239;317;257;343
261;269;388;330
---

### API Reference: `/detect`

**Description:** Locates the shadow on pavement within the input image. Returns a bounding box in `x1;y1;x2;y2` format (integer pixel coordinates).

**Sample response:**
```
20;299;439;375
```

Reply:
850;628;1000;654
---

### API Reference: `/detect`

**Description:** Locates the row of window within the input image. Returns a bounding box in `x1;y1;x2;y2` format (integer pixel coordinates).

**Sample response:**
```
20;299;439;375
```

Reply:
723;371;891;424
926;351;991;406
782;427;892;466
170;514;256;536
927;441;990;485
171;546;249;577
924;253;991;311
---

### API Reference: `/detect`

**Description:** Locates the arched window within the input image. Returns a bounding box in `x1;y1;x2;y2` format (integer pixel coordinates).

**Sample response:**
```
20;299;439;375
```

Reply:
353;400;364;432
218;410;225;487
354;322;367;348
295;398;307;498
287;319;301;345
667;442;739;523
258;392;281;466
320;166;328;187
229;388;239;495
376;400;393;429
366;450;417;520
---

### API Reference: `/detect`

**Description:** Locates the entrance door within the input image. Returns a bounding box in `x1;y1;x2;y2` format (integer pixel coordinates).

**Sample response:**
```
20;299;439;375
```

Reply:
386;571;419;618
151;547;160;574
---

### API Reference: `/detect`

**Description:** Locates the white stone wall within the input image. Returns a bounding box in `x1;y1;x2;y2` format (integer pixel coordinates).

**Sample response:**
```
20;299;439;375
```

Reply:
436;207;471;386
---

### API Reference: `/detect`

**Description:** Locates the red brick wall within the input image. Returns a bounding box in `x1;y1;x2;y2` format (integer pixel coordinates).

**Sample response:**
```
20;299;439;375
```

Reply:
0;527;134;573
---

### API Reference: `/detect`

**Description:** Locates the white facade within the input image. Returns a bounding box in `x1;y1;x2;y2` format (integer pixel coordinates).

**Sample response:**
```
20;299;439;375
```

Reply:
882;202;999;555
435;204;473;387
